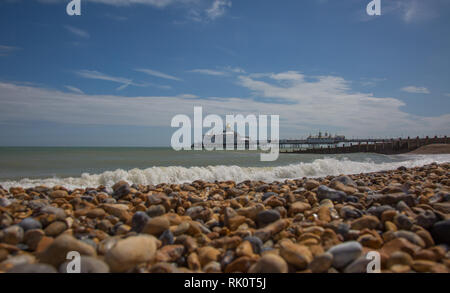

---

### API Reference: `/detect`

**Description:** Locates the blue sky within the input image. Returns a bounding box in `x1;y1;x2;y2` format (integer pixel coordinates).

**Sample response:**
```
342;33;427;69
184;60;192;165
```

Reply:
0;0;449;146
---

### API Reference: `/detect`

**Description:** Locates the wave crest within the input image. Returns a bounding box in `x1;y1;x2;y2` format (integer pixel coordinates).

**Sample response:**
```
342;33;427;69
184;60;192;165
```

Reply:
1;155;449;189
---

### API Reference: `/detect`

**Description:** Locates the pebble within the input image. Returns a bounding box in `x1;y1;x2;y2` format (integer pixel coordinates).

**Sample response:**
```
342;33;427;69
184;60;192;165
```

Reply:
317;185;347;203
38;234;97;267
431;220;450;245
327;241;362;269
0;162;448;273
289;201;311;215
159;229;175;246
147;205;166;217
415;211;437;229
131;211;150;233
249;254;288;273
394;214;414;230
59;256;109;273
304;179;320;190
19;218;42;231
343;256;371;273
198;247;221;267
262;192;277;201
0;254;35;271
243;236;264;255
142;216;170;236
7;263;57;273
2;225;24;245
308;252;333;273
350;215;380;230
105;235;157;273
155;245;185;263
381;238;421;256
44;221;67;237
279;241;313;269
256;210;280;227
24;229;45;251
40;206;66;221
331;175;357;187
0;197;11;207
111;181;130;199
49;190;69;199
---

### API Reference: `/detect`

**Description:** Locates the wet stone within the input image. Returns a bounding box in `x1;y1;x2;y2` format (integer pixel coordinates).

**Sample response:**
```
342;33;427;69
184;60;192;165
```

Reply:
243;236;264;255
394;214;414;230
159;229;175;246
0;198;11;207
38;234;97;267
261;192;277;201
131;211;150;233
105;235;157;273
19;218;42;232
146;205;166;217
142;216;170;236
59;256;109;273
343;256;371;273
2;225;24;245
249;254;288;273
44;221;67;237
7;263;57;273
256;210;281;228
415;211;437;229
308;252;333;273
112;181;131;199
317;186;347;203
431;220;450;245
327;241;362;269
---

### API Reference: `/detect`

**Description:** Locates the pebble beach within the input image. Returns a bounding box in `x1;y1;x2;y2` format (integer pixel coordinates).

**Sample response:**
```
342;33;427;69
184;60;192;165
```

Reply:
0;162;449;273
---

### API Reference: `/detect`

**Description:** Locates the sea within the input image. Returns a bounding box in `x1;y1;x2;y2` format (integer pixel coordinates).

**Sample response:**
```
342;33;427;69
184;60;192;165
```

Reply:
0;147;449;189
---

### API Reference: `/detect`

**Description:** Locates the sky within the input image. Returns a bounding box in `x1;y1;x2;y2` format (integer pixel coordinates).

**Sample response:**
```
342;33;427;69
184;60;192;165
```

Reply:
0;0;449;146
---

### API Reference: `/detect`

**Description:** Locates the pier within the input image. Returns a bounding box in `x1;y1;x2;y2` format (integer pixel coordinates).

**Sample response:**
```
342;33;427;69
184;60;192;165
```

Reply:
279;136;449;155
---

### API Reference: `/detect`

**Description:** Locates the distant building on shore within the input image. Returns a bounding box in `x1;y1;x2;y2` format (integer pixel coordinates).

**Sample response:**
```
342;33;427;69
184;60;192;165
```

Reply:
193;124;254;149
306;131;345;144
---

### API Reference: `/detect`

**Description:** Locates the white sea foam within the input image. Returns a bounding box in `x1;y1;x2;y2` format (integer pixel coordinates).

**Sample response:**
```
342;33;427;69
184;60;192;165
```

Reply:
1;155;449;190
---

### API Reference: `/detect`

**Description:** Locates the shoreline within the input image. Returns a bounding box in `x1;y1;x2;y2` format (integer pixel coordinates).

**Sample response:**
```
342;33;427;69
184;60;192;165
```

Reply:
1;151;449;190
407;144;450;155
0;162;449;273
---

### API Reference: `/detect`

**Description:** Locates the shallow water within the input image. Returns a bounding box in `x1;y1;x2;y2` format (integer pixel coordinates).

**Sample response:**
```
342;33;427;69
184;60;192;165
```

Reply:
0;147;449;189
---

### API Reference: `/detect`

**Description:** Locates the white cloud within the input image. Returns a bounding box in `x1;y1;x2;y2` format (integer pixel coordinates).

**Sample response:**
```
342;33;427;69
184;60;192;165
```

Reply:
0;71;449;138
189;69;227;76
189;66;246;76
64;85;84;94
185;0;232;22
0;45;20;56
360;78;387;87
397;0;439;23
401;86;430;94
270;71;305;81
64;25;90;39
35;0;231;22
206;0;232;20
357;0;444;23
235;72;449;137
74;70;152;91
37;0;192;7
224;66;246;74
135;68;182;81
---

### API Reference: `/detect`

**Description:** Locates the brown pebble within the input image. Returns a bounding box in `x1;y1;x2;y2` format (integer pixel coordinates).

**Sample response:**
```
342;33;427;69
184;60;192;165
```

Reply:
249;254;288;273
198;247;221;267
44;221;67;237
142;216;170;236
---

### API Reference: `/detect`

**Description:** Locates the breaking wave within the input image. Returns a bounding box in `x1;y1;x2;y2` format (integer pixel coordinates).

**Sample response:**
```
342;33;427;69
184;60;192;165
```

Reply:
1;155;449;190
